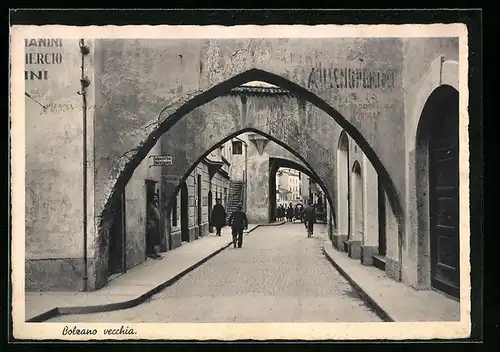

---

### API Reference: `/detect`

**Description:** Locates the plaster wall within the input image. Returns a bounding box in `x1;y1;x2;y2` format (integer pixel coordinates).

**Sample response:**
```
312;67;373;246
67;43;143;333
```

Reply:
25;38;96;291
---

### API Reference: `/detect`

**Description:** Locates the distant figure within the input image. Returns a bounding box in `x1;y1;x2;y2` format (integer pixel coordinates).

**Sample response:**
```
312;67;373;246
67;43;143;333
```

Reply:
228;203;248;248
294;203;304;223
210;198;226;237
279;205;286;221
286;202;294;222
146;194;162;259
303;200;316;238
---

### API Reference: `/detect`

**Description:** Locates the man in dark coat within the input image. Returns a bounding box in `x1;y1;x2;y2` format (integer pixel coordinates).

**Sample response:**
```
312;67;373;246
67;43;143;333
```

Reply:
286;203;294;222
278;205;285;221
228;203;248;248
211;198;226;236
303;200;316;238
146;194;162;259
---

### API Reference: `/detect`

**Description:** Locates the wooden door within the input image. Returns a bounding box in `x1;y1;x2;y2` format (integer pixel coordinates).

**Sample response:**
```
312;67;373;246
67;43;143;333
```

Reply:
429;90;460;298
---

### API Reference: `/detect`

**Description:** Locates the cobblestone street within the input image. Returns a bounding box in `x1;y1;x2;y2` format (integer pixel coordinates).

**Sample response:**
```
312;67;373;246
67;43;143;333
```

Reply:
49;224;382;323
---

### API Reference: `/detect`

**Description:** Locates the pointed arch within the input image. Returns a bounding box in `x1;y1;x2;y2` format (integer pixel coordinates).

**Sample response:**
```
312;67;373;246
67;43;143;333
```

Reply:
98;69;405;238
414;84;460;297
336;130;350;240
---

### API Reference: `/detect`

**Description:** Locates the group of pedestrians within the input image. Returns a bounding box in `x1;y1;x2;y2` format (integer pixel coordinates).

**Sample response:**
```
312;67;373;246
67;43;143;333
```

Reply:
147;195;315;259
275;200;317;237
276;202;303;222
210;199;248;248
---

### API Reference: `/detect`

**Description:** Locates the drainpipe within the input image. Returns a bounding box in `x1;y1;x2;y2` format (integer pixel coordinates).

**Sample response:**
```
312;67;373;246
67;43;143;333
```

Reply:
78;39;91;292
233;136;248;212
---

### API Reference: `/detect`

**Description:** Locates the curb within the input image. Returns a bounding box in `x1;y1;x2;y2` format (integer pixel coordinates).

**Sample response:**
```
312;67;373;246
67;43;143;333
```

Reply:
258;221;286;227
321;244;394;322
27;224;261;322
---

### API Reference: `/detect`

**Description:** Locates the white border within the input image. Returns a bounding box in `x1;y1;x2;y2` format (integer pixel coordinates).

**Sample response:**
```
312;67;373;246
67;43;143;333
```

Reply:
11;24;470;341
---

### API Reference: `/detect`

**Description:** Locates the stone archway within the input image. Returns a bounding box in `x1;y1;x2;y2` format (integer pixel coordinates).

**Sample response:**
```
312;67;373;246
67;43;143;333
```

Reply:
334;131;350;250
161;128;337;229
268;156;331;225
98;69;404;232
415;85;460;298
348;161;364;260
92;69;405;290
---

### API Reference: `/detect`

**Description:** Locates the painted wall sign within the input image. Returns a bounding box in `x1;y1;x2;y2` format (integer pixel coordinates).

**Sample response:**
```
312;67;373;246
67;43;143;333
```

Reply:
25;38;64;81
307;67;396;90
152;155;173;166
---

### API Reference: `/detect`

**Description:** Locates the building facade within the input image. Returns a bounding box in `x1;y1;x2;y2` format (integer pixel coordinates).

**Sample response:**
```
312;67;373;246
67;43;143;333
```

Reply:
276;168;301;205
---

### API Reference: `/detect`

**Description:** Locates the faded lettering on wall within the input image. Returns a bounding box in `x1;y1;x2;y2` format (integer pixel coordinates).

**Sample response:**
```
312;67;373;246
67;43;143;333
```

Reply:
307;67;396;90
25;38;64;80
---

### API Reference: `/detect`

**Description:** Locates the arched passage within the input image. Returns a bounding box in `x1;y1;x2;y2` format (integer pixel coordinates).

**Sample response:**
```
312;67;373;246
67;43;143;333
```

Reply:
348;161;364;260
415;84;460;298
99;69;404;231
163;128;337;226
93;69;405;290
336;131;350;248
268;156;333;226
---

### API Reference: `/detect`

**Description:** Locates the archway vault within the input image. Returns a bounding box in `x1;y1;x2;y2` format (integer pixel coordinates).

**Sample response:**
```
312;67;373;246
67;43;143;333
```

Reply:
163;127;337;215
97;68;405;240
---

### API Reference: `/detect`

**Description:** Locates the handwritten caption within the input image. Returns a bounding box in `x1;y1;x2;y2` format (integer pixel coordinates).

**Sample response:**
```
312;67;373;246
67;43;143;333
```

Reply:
25;38;64;80
62;325;137;336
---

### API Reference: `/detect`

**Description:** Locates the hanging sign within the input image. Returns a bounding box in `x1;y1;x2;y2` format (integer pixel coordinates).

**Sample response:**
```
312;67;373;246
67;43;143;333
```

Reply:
151;155;173;166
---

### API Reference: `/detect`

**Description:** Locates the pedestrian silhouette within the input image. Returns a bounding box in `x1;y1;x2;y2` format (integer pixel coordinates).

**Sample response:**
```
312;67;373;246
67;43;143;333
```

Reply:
228;203;248;248
211;198;226;237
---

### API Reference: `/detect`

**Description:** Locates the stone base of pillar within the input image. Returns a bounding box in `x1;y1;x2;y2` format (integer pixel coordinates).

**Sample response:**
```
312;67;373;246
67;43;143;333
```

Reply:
332;234;347;251
386;257;401;282
347;240;362;259
360;245;378;266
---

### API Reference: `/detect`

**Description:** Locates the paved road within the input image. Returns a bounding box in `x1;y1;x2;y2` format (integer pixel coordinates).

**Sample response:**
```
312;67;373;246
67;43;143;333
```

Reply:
49;224;381;323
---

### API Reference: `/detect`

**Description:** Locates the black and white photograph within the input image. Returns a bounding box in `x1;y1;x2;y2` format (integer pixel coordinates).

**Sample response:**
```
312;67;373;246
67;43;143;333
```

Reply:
10;21;473;340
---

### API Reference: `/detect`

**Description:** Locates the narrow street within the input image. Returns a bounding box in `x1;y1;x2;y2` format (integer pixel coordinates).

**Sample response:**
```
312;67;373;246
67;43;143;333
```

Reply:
49;224;382;323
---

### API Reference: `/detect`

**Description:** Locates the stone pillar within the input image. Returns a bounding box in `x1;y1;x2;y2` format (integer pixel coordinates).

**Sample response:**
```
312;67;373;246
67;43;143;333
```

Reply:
160;175;181;251
326;201;334;240
246;153;270;224
360;155;379;266
333;148;349;250
348;168;362;259
385;191;401;281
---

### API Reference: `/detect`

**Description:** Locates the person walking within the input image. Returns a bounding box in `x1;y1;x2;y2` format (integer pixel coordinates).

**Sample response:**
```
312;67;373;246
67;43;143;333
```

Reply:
303;200;316;238
228;203;248;248
278;205;285;221
210;198;226;236
286;202;294;222
146;194;162;259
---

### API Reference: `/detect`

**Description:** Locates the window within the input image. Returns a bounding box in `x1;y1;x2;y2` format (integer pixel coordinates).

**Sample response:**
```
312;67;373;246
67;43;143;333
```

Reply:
232;140;243;155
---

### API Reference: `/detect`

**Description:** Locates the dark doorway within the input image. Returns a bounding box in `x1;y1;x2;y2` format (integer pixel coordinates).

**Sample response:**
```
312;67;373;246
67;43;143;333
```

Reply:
208;190;213;232
197;174;202;238
429;88;460;298
108;191;126;277
378;179;387;257
268;163;277;222
145;180;158;259
180;182;189;242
